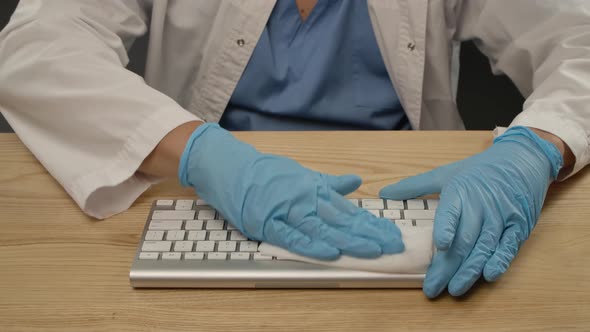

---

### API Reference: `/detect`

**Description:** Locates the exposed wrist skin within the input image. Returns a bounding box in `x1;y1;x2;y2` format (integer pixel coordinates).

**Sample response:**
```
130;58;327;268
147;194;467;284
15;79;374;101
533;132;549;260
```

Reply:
528;127;575;178
138;120;204;178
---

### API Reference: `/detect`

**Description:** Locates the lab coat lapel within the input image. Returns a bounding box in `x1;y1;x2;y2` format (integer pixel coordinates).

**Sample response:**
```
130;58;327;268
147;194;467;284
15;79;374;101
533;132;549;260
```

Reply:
367;0;427;129
189;0;276;123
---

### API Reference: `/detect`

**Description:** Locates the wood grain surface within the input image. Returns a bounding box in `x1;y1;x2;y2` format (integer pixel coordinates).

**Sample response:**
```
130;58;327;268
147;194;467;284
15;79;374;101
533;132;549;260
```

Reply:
0;131;589;331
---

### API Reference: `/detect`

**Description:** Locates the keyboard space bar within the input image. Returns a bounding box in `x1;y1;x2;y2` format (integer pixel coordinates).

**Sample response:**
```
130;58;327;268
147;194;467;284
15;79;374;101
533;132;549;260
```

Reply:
151;210;196;220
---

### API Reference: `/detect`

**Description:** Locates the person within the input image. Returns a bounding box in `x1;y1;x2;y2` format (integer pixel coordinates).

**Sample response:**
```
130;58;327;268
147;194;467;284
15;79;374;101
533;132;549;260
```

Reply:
0;0;587;298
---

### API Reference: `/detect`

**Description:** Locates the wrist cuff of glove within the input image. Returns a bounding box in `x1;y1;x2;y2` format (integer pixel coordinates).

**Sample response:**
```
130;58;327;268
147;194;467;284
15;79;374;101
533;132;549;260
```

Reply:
494;126;564;180
178;123;221;187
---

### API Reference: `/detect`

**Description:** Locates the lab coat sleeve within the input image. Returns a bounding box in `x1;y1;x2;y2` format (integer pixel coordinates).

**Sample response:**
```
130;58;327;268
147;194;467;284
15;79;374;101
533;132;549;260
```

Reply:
453;0;590;179
0;1;201;219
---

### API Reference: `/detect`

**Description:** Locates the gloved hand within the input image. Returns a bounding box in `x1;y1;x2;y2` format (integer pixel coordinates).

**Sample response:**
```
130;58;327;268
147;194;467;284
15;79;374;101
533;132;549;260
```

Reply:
379;126;563;297
179;123;404;260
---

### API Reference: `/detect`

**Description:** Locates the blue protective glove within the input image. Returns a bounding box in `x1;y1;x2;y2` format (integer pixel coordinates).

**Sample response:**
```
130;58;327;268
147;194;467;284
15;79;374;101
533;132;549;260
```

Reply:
379;126;563;297
178;123;404;260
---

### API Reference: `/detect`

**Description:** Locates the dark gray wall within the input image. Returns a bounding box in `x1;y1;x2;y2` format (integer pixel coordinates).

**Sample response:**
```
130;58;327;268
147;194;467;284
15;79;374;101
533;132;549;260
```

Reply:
0;0;18;133
457;41;524;129
0;1;523;133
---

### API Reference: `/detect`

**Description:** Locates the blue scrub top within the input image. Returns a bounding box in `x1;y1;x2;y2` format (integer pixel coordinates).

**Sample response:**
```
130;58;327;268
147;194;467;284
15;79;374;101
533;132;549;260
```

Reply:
219;0;410;131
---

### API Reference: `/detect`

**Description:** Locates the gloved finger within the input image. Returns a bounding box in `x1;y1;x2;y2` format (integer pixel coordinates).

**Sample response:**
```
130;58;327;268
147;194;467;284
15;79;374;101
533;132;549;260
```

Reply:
263;218;340;260
326;174;362;196
318;195;405;254
294;215;383;258
432;185;463;251
423;196;482;298
379;166;451;200
423;250;462;298
483;223;524;282
447;215;503;296
349;213;405;254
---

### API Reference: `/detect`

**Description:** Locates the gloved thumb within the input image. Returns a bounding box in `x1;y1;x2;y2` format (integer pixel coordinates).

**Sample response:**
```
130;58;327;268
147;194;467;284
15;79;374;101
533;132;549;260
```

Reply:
326;174;362;196
379;167;448;200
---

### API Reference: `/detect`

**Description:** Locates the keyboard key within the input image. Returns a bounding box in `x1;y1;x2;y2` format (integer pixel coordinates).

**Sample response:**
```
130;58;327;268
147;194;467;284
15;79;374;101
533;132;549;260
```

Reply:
362;199;384;209
226;223;237;230
151;210;195;220
230;231;247;241
217;213;225;221
367;210;380;217
230;253;250;260
427;200;439;210
196;199;208;206
395;219;413;227
217;241;237;252
145;230;164;241
175;200;194;210
240;241;259;252
198;209;216;220
415;219;434;227
185;220;204;230
162;252;181;260
184;252;204;260
348;199;359;207
174;241;193;252
156;200;173;207
253;253;273;261
206;220;225;230
207;252;227;260
166;230;186;241
404;209;436;220
149;220;182;230
382;210;401;220
142;241;171;252
208;230;228;241
195;241;215;252
187;230;207;241
386;200;404;210
139;252;159;260
407;200;425;210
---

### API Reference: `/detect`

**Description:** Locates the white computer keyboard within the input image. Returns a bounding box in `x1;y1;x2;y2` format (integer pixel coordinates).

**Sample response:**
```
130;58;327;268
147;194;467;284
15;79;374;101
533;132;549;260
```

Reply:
135;198;438;262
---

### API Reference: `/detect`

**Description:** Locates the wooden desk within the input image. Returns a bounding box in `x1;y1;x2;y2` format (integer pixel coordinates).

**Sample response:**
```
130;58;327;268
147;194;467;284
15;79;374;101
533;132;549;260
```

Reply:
1;132;589;331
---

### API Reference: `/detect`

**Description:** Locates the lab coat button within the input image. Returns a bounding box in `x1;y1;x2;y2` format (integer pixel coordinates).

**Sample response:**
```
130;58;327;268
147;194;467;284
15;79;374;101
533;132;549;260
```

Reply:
407;42;416;51
237;39;245;47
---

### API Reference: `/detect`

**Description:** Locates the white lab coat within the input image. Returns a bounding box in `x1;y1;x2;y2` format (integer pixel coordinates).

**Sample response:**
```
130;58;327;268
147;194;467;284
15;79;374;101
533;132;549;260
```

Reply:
0;0;589;219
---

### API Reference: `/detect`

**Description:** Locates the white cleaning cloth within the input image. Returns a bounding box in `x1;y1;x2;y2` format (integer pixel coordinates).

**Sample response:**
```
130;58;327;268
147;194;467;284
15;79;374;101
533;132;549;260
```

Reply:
258;225;434;274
